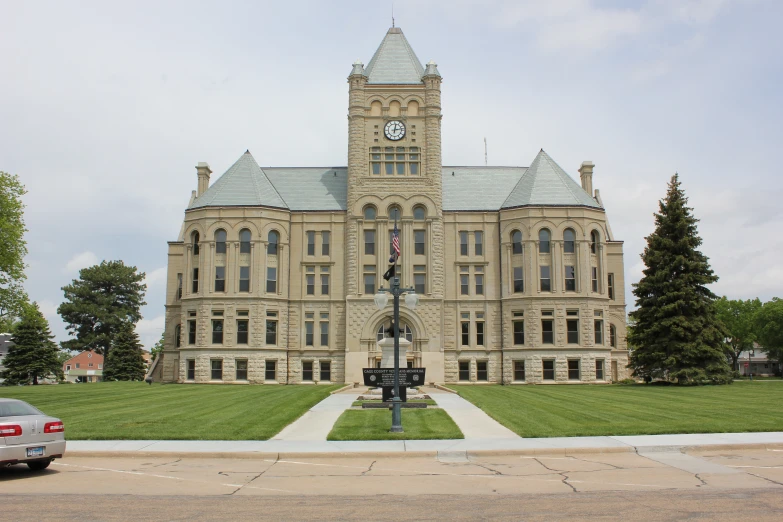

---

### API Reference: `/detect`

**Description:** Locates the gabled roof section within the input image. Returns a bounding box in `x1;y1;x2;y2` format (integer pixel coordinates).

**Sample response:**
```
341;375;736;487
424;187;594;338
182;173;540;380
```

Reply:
443;167;527;211
365;27;425;84
264;168;347;211
501;150;601;209
189;151;288;210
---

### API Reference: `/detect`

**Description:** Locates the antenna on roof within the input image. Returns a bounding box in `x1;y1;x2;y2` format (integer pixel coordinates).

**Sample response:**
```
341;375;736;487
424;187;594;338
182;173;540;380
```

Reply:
484;137;488;166
392;0;395;27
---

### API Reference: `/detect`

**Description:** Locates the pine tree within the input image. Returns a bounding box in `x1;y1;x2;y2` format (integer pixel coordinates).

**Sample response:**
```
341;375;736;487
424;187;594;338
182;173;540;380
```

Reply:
628;174;732;385
1;303;63;385
103;323;146;381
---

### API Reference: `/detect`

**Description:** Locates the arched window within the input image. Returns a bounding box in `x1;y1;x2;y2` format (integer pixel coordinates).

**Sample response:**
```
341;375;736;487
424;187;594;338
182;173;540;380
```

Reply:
191;231;200;256
413;206;426;220
591;230;599;254
512;230;522;254
370;100;382;116
564;229;576;254
377;322;413;343
363;205;376;221
610;324;617;348
174;324;181;348
215;229;227;254
268;230;279;255
388;205;401;222
539;229;551;254
239;229;251;254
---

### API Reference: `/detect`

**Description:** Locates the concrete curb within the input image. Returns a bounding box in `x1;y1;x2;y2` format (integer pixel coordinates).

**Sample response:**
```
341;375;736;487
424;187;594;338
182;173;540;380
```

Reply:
61;442;783;460
330;383;356;394
433;384;458;394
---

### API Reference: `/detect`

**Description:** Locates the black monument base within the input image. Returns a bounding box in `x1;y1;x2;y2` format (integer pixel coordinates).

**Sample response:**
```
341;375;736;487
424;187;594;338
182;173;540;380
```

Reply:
361;402;427;409
381;386;406;402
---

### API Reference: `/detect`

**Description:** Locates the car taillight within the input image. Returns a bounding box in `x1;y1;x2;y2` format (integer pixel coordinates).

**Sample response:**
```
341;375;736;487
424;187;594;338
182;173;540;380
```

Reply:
0;424;22;436
44;421;64;433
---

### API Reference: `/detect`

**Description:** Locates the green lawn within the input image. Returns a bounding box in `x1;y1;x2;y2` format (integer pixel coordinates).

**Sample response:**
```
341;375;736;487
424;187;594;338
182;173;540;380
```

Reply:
0;382;340;440
454;381;783;438
328;409;464;440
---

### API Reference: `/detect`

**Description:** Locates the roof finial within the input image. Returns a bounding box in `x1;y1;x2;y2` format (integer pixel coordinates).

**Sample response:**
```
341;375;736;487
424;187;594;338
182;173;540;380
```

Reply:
392;0;395;27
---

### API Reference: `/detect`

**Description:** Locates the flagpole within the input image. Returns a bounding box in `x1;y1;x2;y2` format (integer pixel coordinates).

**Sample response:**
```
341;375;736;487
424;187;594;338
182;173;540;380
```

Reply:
390;215;403;432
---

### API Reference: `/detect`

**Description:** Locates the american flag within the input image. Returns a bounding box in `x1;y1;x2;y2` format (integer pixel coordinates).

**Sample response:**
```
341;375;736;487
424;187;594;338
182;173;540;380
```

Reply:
392;223;401;258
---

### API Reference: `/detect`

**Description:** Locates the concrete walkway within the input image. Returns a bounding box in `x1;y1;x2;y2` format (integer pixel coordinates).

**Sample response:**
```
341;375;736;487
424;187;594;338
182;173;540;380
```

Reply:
272;391;360;441
427;388;519;439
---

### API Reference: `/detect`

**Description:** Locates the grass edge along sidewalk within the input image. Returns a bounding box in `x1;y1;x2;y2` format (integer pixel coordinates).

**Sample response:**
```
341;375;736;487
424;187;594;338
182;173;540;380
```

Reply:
0;381;341;440
453;381;783;438
328;409;464;441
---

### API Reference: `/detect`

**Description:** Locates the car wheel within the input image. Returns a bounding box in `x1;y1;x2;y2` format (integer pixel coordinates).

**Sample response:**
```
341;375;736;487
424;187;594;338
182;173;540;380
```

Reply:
27;460;51;471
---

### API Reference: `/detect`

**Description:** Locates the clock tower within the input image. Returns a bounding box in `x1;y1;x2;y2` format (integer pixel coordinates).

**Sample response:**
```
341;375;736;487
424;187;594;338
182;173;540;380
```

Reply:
343;27;445;381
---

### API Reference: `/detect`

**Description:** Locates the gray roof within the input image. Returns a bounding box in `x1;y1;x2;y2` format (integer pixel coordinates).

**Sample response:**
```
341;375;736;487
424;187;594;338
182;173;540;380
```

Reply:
188;150;601;212
501;149;600;209
364;27;425;84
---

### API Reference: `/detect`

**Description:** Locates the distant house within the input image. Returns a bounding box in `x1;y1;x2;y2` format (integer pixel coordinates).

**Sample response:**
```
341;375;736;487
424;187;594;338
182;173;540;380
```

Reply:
141;350;152;371
0;333;12;383
63;350;104;383
738;350;782;377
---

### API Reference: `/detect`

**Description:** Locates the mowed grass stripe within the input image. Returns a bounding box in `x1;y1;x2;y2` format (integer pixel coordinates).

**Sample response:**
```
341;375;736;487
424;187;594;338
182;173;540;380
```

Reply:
327;409;464;441
0;382;340;440
454;382;783;437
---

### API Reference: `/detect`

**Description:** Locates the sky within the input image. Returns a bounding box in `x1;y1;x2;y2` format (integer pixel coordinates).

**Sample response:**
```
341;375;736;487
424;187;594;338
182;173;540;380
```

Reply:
1;0;781;350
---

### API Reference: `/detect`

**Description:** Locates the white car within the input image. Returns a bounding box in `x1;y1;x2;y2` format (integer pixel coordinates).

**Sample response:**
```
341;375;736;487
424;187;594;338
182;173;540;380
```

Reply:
0;398;66;470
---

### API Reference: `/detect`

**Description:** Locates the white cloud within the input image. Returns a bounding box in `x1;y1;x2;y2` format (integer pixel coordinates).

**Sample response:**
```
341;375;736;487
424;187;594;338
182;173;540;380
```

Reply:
136;314;165;350
36;299;60;321
64;251;99;274
144;267;168;292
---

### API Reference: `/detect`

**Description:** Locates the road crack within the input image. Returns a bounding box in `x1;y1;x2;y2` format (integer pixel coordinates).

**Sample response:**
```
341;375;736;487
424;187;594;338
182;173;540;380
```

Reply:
361;460;376;476
227;454;279;495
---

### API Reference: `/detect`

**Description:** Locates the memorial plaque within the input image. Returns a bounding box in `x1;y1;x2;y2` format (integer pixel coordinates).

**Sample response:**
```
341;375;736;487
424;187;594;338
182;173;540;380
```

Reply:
362;368;426;387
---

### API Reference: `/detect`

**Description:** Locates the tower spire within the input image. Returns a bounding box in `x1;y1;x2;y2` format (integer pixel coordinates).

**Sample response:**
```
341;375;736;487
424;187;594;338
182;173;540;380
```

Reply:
392;0;395;27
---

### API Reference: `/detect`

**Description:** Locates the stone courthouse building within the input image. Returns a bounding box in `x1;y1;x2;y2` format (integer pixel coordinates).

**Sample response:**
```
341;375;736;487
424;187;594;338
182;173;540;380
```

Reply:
156;27;630;385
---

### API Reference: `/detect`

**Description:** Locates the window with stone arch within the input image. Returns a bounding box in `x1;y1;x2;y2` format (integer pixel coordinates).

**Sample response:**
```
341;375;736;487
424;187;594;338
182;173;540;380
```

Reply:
511;230;522;254
191;231;200;256
591;230;600;254
413;205;426;220
563;228;576;254
388;205;401;222
239;229;251;254
363;205;376;221
267;230;279;255
539;229;551;254
215;229;227;254
377;322;413;343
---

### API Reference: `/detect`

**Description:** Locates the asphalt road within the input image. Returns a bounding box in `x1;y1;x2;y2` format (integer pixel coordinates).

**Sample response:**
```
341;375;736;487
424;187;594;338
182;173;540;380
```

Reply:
1;447;782;520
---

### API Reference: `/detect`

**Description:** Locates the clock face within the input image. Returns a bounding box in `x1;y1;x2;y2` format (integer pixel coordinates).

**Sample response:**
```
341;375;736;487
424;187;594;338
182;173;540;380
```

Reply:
384;120;406;141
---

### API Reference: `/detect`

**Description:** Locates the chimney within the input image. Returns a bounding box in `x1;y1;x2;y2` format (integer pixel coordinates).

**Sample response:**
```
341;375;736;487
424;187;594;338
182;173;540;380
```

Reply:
579;161;594;196
196;162;212;197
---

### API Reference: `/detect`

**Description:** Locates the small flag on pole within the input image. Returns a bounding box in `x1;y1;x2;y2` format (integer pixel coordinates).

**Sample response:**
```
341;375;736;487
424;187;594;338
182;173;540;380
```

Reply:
392;223;401;257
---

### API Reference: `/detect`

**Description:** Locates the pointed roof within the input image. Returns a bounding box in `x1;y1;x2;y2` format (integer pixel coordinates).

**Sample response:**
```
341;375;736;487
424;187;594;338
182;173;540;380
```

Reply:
501;150;601;209
364;27;425;84
189;151;288;210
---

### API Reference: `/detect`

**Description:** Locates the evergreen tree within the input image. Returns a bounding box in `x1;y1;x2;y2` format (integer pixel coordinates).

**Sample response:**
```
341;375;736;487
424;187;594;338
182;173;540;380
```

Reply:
1;303;63;385
628;174;732;384
58;260;146;361
103;323;146;381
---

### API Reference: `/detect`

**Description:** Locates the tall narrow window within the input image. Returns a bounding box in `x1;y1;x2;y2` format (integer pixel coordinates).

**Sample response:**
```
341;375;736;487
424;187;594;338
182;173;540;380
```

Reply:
239;266;250;292
306;231;315;256
364;265;376;295
176;273;182;300
266;267;277;293
610;324;617;348
565;266;576;291
305;314;314;346
543;360;555;380
414;230;425;255
321;231;330;256
476;361;488;381
460;267;469;295
512;230;522;254
364;230;375;255
211;360;223;380
320;361;331;381
414;265;426;294
320;313;329;346
591;230;599;254
474;231;483;256
592;267;598;292
594;319;604;345
212;319;223;344
513;266;524;293
239;229;251;254
513;312;525;345
476;313;485;346
187;360;195;380
302;361;313;382
215;229;227;254
568;360;580;380
540;266;551;292
321;267;329;295
236;360;248;381
539;229;551;254
567;315;579;344
236;319;248;344
306;267;315;295
371;147;381;174
608;273;615;300
174;324;181;348
268;231;279;255
192;231;200;256
563;229;575;253
542;319;554;344
475;266;484;295
514;361;525;381
265;360;277;381
192;268;199;293
460;231;469;256
459;361;470;381
266;312;277;345
214;266;225;292
188;319;196;345
596;360;605;380
460;313;470;346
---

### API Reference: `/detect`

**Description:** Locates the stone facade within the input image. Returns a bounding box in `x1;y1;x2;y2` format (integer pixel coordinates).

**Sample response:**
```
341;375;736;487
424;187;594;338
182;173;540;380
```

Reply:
157;27;630;385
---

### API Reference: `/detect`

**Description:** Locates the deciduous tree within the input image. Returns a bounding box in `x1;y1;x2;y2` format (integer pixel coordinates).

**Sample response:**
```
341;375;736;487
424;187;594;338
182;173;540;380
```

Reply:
628;174;732;384
756;298;783;366
1;303;63;385
58;261;146;361
714;297;762;370
0;171;29;323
